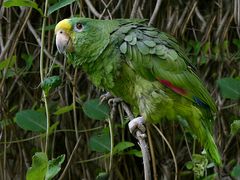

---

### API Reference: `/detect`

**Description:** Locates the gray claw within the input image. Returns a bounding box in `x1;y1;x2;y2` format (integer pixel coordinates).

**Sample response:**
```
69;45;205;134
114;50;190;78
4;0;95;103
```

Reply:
108;97;122;106
128;117;146;136
100;92;112;103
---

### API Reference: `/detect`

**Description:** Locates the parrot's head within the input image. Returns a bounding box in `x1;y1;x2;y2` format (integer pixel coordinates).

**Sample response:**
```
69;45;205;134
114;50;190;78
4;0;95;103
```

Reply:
55;17;118;66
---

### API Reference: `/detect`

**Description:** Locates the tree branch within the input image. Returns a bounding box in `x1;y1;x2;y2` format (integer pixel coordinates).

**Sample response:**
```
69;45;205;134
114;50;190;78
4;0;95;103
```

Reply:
121;102;151;180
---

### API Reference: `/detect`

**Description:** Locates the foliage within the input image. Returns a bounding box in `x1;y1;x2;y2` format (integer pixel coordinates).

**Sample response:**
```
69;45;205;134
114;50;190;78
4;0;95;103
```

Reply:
3;0;43;15
15;109;47;132
0;0;239;179
82;99;110;121
26;152;65;180
41;76;61;96
217;77;240;100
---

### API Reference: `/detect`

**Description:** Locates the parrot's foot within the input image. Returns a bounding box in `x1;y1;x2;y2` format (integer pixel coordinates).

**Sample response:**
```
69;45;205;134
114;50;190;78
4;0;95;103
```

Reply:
100;92;113;103
100;92;122;106
108;97;122;106
128;117;146;138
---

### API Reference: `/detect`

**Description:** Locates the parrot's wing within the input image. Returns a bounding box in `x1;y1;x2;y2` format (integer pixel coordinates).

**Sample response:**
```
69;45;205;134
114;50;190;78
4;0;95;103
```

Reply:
112;23;216;112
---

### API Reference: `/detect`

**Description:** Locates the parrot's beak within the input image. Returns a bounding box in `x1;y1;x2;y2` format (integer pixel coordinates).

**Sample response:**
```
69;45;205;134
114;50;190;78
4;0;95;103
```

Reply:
55;19;73;53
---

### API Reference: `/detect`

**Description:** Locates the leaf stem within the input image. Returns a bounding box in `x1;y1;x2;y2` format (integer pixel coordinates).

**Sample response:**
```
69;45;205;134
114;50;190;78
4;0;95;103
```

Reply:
40;0;50;154
108;117;114;173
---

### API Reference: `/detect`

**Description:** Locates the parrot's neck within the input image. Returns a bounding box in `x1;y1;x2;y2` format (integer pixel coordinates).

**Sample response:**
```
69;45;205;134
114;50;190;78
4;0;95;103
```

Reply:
81;46;119;90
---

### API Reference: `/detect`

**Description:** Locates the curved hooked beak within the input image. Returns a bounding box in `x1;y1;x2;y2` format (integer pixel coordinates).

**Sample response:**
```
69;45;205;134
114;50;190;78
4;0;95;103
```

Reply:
55;30;73;53
55;19;73;53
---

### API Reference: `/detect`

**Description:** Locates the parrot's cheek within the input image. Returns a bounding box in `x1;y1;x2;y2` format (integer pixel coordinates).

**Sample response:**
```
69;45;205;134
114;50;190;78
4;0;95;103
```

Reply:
56;31;73;53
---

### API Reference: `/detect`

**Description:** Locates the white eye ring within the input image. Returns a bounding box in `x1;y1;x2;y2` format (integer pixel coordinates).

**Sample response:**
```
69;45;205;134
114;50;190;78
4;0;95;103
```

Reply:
74;23;83;32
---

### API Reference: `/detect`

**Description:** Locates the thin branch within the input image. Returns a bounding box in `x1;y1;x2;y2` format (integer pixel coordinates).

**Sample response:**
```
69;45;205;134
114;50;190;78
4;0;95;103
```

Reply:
72;69;79;140
108;116;114;173
0;7;26;60
84;0;101;18
40;0;50;154
136;131;151;180
121;102;151;180
180;1;198;35
147;127;157;180
215;8;231;41
153;124;178;180
111;0;123;16
195;7;206;32
99;0;113;19
0;7;4;50
8;7;32;58
59;136;82;180
130;0;140;18
148;0;162;26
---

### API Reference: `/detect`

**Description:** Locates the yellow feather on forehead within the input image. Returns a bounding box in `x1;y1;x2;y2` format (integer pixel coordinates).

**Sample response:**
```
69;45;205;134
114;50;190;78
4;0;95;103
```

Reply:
55;19;71;34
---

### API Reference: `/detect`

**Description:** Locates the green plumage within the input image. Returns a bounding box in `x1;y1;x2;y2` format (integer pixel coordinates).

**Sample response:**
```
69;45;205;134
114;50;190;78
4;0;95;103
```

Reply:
55;17;221;165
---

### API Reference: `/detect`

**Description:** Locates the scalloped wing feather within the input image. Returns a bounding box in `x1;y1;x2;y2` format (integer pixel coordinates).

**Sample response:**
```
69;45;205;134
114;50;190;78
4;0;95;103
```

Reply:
112;23;216;112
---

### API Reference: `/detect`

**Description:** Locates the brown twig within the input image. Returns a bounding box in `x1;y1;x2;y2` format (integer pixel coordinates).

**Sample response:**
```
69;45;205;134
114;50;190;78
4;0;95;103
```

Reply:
148;0;162;26
58;136;82;180
130;0;140;18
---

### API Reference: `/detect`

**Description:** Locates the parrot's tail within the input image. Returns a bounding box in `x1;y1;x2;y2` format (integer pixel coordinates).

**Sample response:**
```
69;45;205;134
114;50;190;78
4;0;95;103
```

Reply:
186;110;222;166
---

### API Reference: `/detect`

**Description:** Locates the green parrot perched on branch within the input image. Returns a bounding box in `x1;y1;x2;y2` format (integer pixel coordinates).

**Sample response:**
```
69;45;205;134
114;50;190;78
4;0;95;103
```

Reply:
55;17;221;165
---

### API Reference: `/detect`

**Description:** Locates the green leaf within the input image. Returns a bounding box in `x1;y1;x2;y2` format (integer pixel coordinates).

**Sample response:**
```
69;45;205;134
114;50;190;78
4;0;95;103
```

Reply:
41;76;61;95
185;161;193;170
54;104;74;115
26;152;48;180
48;0;76;16
46;154;65;180
89;128;110;153
113;141;134;154
200;55;207;65
192;154;208;178
127;149;142;157
0;56;16;71
82;99;110;121
217;77;240;100
21;54;33;71
193;41;201;55
202;174;217;180
15;110;47;132
48;121;60;135
0;69;16;79
202;42;210;54
96;172;109;180
206;162;215;169
231;120;240;135
3;0;43;16
231;165;240;177
233;39;240;49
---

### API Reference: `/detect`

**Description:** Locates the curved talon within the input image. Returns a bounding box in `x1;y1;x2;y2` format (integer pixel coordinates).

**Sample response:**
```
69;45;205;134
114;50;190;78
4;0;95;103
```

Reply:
108;97;122;106
128;117;146;137
100;92;112;103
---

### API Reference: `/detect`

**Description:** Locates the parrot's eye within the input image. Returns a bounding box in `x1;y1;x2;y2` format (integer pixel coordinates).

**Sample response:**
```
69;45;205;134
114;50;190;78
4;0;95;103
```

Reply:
74;23;83;32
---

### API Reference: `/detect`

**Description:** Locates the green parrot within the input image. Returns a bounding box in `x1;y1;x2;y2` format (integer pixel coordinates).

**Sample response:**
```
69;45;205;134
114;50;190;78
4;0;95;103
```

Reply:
55;17;221;165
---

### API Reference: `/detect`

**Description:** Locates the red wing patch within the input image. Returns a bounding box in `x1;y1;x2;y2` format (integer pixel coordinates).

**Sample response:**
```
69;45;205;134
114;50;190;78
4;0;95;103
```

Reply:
157;78;187;95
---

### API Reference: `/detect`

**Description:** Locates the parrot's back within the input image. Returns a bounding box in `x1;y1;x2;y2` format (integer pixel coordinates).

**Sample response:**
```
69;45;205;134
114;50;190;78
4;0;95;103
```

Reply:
98;20;221;165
